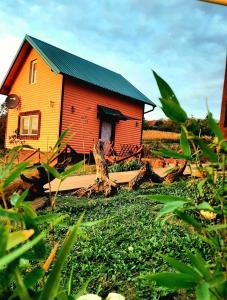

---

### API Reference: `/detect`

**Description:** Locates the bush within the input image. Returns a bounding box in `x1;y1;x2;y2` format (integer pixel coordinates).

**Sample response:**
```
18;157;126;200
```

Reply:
108;159;142;173
143;70;227;300
0;133;88;299
0;114;6;148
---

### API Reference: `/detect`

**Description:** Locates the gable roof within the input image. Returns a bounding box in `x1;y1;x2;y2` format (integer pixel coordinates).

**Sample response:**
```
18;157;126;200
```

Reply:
0;35;155;107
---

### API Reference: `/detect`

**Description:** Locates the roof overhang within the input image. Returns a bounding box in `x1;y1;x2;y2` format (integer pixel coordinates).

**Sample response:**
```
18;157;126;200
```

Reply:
199;0;227;6
0;35;60;96
0;38;32;95
97;105;139;121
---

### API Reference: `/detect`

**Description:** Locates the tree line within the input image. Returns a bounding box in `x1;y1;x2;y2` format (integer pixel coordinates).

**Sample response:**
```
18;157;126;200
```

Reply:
143;115;215;136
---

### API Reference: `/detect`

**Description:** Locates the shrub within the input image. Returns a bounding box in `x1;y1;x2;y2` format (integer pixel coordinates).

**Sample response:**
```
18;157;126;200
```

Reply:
142;71;227;300
108;159;142;173
0;133;90;299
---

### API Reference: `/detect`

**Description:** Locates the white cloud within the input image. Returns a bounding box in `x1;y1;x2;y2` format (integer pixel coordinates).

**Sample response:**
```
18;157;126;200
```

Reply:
0;0;226;120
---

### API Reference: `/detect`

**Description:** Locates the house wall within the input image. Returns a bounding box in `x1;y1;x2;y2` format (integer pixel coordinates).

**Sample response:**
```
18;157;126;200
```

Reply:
61;77;144;154
220;60;227;138
5;48;63;151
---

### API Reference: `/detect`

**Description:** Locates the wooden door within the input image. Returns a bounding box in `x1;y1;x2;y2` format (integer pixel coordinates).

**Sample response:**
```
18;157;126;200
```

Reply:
100;121;112;142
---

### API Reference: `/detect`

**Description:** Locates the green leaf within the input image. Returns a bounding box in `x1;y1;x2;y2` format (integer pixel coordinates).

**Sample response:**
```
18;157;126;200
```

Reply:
148;194;190;204
52;128;70;152
14;268;32;300
7;230;35;251
0;226;8;258
196;140;218;163
158;201;186;217
175;210;202;230
33;213;65;225
39;214;84;300
197;179;207;197
186;250;210;278
153;70;179;104
3;161;29;188
180;128;191;157
153;149;189;160
51;215;68;226
43;163;61;179
196;282;210;300
207;272;225;288
0;207;23;222
24;267;45;289
10;193;21;207
0;232;45;269
161;255;201;279
74;278;91;299
67;266;74;296
208;112;224;142
61;161;83;179
206;224;227;232
160;97;188;123
10;190;29;207
56;290;69;300
196;202;214;212
48;129;73;163
142;272;197;289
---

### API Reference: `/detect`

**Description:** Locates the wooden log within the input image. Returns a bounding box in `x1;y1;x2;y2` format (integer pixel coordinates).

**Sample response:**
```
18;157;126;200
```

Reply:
75;141;119;197
129;161;163;190
129;160;187;189
0;160;69;208
32;196;49;211
163;160;187;183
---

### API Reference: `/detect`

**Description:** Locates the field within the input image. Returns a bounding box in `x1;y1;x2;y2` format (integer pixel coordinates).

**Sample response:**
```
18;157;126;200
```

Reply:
142;130;180;142
43;182;207;300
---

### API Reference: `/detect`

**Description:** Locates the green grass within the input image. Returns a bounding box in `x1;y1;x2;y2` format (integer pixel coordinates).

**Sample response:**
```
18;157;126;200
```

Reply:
46;182;207;299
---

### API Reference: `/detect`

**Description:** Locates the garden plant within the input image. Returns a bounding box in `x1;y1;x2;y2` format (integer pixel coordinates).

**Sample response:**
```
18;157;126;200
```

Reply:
142;71;227;300
0;135;91;299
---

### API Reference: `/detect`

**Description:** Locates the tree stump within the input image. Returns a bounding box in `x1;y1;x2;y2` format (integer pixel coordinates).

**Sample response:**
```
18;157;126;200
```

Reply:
163;160;187;183
0;160;69;208
75;141;119;197
129;161;163;190
129;160;187;190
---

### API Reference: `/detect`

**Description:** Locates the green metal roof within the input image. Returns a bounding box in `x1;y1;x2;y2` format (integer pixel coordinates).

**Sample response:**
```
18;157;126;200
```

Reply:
25;35;155;106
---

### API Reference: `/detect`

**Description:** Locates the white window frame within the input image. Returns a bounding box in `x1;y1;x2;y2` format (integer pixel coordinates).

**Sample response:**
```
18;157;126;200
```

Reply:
20;114;39;136
29;59;37;84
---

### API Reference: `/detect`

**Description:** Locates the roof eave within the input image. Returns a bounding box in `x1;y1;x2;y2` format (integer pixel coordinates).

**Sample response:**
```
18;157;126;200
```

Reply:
0;35;61;95
0;36;27;95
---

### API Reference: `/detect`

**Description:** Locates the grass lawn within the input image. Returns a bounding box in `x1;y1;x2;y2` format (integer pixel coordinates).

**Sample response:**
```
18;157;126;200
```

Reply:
46;181;208;299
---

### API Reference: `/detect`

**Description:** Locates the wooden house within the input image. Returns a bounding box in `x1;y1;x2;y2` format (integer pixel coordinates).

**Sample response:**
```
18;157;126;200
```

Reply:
220;58;227;138
0;35;155;156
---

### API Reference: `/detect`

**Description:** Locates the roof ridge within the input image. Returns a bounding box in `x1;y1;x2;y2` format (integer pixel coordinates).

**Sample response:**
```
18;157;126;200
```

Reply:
26;35;123;78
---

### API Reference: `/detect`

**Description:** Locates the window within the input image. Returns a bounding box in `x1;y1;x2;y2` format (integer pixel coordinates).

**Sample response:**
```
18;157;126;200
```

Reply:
19;111;41;139
29;60;37;84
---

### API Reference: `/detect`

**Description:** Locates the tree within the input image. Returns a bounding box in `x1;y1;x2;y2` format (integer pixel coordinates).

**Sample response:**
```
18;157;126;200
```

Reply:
0;102;7;148
142;119;150;130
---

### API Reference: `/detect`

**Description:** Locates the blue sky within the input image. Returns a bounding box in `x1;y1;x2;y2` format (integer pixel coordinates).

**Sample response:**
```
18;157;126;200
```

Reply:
0;0;226;120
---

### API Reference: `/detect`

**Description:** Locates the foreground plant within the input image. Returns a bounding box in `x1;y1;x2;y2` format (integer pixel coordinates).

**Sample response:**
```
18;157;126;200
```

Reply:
0;139;87;299
0;191;83;299
142;71;227;299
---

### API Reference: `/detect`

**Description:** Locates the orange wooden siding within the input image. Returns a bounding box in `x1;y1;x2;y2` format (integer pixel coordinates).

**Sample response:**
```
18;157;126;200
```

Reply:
220;60;227;138
5;48;63;151
61;78;144;154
